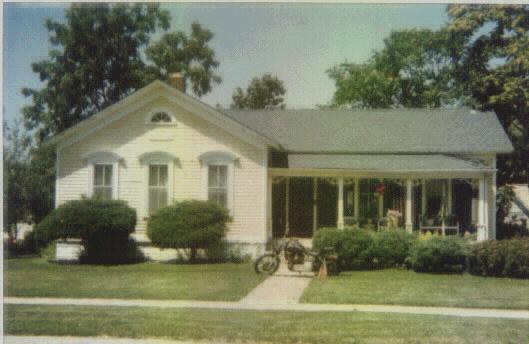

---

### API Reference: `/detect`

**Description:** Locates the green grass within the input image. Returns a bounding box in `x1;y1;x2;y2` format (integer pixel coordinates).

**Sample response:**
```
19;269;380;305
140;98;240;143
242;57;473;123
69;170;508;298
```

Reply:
5;257;265;301
301;269;529;309
6;305;529;344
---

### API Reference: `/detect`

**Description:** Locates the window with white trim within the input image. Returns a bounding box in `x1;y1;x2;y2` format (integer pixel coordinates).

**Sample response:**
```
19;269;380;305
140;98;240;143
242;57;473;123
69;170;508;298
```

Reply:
93;164;113;199
199;151;237;212
208;165;228;208
148;164;169;214
82;151;121;200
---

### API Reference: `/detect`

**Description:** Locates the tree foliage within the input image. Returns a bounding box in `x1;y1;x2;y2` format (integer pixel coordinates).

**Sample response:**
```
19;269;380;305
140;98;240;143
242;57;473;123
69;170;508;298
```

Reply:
3;122;56;231
22;4;221;141
231;73;286;109
3;122;31;235
327;29;458;109
447;4;529;184
22;3;170;140
145;22;221;97
327;5;529;185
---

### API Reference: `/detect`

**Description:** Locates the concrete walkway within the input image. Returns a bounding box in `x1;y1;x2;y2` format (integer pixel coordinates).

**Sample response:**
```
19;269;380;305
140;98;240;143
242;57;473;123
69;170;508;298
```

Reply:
6;297;529;319
240;275;312;304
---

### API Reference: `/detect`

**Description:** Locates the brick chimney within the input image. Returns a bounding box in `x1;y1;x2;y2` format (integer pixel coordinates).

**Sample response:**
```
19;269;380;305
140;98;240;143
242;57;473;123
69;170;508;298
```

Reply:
169;73;185;93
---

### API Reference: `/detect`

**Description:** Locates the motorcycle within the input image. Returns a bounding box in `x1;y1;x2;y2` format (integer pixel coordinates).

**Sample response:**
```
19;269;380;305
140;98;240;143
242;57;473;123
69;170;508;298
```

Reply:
254;238;338;277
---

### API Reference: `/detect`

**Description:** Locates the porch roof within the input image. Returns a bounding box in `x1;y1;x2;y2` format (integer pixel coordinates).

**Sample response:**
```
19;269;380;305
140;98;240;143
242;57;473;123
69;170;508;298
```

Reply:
287;154;491;172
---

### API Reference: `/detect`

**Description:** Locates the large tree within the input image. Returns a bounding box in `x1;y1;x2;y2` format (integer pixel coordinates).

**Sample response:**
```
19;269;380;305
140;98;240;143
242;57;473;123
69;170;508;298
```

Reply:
231;73;286;109
22;3;171;141
327;29;459;109
447;4;529;184
22;3;222;141
3;121;30;237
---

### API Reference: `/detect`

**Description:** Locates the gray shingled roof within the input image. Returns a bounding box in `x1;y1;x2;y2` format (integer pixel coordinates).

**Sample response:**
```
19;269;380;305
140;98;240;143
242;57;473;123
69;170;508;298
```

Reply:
221;108;513;154
288;154;490;171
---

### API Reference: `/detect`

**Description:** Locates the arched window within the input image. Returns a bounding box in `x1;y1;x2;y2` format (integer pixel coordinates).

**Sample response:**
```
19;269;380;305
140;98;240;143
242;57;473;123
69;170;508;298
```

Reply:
151;111;172;123
139;151;178;215
145;108;176;125
82;151;122;200
198;151;238;212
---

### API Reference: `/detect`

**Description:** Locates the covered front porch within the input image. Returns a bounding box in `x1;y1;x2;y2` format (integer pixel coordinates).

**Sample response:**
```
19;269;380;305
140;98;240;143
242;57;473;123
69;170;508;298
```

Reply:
266;155;497;241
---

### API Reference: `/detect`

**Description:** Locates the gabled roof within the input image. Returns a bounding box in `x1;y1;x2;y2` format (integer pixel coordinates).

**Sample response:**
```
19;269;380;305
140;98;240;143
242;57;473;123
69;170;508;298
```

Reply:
48;80;513;155
222;108;513;154
47;80;280;150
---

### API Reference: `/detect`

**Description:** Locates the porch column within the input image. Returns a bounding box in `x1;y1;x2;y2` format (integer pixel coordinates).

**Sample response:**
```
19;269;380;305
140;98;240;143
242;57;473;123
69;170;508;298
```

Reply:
354;178;360;220
477;176;488;241
337;177;344;229
267;175;273;240
405;179;413;233
313;178;318;233
421;179;427;216
285;177;290;235
491;159;497;239
447;179;452;215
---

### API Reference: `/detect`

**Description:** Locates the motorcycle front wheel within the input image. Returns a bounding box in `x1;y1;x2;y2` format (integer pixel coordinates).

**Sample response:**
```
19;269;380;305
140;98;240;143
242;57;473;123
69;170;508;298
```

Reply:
254;254;280;275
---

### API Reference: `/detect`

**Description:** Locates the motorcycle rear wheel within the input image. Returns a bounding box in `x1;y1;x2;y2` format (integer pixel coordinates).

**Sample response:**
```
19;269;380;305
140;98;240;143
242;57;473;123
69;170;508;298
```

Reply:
254;254;280;275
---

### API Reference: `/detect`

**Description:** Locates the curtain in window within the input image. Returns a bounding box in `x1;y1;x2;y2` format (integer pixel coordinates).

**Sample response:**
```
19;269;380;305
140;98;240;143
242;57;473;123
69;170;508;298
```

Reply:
208;165;228;208
93;164;113;199
149;165;168;214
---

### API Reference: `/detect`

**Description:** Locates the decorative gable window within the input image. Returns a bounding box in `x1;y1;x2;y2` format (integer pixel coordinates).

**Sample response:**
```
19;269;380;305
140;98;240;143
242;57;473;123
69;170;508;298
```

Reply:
151;111;172;123
82;151;121;200
145;108;176;125
139;151;178;216
199;151;237;212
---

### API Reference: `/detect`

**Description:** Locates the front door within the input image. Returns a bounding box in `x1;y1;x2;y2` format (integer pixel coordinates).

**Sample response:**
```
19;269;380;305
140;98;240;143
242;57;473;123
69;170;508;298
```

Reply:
289;177;313;237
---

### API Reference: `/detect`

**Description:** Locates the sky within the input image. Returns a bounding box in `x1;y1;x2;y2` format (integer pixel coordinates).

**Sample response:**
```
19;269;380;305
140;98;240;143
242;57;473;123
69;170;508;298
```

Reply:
3;3;449;125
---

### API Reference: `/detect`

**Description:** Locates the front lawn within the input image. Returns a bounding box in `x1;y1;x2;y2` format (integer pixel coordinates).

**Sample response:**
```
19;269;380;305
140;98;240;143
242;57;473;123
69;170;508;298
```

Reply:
7;305;529;344
5;257;265;301
301;269;529;309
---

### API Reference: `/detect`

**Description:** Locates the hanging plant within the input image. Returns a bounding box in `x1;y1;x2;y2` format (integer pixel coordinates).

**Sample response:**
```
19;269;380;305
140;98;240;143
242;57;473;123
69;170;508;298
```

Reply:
375;183;385;196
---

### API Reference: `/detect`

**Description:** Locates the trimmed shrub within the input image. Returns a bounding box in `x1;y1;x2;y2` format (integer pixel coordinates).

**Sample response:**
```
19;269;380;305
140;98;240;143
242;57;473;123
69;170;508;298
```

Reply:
36;199;136;263
407;236;467;273
367;229;416;268
468;238;529;278
313;228;373;271
147;200;230;262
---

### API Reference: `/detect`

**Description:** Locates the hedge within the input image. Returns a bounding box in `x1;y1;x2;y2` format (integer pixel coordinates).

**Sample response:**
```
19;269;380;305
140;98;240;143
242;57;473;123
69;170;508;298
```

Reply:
468;238;529;278
36;198;137;263
407;236;467;273
147;200;230;261
313;228;416;270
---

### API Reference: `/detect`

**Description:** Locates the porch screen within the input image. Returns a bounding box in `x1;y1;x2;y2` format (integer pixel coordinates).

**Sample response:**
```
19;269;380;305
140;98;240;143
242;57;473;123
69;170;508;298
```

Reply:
149;165;168;214
208;165;228;208
359;179;378;222
93;164;113;199
425;180;448;217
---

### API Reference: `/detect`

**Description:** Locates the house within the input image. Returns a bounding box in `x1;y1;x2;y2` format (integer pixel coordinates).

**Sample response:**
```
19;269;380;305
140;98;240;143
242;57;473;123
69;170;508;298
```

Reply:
48;74;513;259
506;184;529;229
